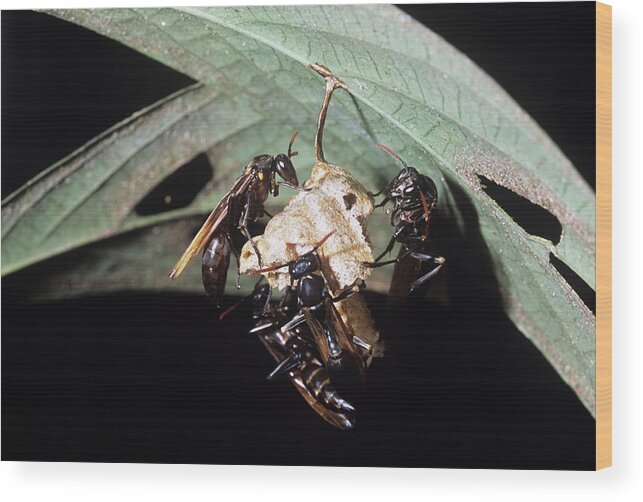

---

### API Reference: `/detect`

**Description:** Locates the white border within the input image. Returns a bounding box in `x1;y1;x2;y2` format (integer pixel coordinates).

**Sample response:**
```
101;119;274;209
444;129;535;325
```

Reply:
2;0;641;500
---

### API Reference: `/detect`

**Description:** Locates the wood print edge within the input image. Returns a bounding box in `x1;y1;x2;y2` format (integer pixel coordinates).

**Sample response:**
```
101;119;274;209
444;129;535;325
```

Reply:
595;0;612;471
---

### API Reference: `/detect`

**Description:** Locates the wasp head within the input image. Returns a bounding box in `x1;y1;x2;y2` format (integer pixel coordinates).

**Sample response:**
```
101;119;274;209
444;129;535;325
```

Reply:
273;130;300;187
273;153;298;187
388;167;438;209
389;167;420;198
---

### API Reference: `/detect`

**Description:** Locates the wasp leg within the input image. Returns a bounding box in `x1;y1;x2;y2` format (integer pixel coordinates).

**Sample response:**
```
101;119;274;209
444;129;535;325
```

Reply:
257;283;272;318
279;312;307;334
278;181;309;192
352;335;371;351
374;197;390;208
365;231;431;268
367;188;389;205
324;322;343;371
249;318;280;334
267;352;302;380
225;230;242;289
238;192;263;266
370;170;404;204
331;286;358;303
408;253;446;291
365;235;397;266
242;229;262;265
364;257;399;268
367;187;386;198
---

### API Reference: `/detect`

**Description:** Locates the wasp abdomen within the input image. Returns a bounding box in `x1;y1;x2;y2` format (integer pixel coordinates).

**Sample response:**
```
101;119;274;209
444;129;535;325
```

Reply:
300;363;354;413
201;230;231;307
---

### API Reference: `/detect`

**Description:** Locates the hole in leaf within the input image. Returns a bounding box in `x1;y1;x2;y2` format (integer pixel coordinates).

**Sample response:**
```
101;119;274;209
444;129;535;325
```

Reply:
135;154;212;216
549;253;595;314
478;176;562;244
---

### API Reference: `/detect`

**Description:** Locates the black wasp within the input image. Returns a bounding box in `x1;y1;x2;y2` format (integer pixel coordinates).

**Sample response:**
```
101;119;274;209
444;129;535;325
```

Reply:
169;132;300;307
366;144;445;294
245;281;356;430
252;231;367;381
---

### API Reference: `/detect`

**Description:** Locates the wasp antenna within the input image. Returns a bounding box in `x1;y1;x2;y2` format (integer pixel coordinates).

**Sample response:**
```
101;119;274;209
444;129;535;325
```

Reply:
220;277;268;318
288;130;299;158
219;277;268;319
251;262;292;275
376;143;410;169
252;277;266;289
219;301;242;321
312;230;337;252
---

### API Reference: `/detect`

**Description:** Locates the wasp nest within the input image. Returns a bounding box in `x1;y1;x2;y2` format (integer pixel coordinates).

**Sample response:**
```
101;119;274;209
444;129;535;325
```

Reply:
240;158;384;365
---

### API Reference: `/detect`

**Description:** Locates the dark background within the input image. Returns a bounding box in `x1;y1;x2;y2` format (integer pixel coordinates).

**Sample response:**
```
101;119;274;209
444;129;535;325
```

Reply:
2;3;596;469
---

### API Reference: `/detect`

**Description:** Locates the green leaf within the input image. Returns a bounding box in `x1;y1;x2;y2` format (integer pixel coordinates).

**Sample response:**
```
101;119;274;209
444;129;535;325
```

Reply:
16;218;212;300
1;83;265;275
5;6;595;415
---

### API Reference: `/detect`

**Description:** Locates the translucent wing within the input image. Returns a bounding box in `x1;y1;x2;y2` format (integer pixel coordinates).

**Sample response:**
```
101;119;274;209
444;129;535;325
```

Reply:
386;251;423;310
302;307;331;366
169;174;252;279
325;297;366;383
290;373;355;430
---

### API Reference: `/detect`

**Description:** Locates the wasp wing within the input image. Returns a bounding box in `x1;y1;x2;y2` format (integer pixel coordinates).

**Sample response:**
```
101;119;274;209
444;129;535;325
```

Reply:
325;297;366;383
386;250;423;310
301;307;331;366
289;374;355;430
169;174;252;279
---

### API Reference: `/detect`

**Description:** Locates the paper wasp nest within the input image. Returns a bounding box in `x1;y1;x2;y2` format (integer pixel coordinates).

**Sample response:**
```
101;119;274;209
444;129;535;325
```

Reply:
240;159;384;365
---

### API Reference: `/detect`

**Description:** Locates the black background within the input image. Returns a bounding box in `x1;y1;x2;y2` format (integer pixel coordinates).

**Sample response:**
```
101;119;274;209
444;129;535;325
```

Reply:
2;3;596;469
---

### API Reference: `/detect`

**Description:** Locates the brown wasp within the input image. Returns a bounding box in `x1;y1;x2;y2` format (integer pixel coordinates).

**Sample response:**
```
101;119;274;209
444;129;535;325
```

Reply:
246;281;356;430
251;231;367;381
169;132;300;307
366;144;445;299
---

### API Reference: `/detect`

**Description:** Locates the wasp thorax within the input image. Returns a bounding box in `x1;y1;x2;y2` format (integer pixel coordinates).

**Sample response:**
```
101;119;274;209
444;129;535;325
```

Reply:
247;154;273;172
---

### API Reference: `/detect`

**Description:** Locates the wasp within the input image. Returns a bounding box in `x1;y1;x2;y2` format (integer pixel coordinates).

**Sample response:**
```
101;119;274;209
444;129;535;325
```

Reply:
169;132;300;307
246;282;356;430
366;144;445;295
252;231;368;381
